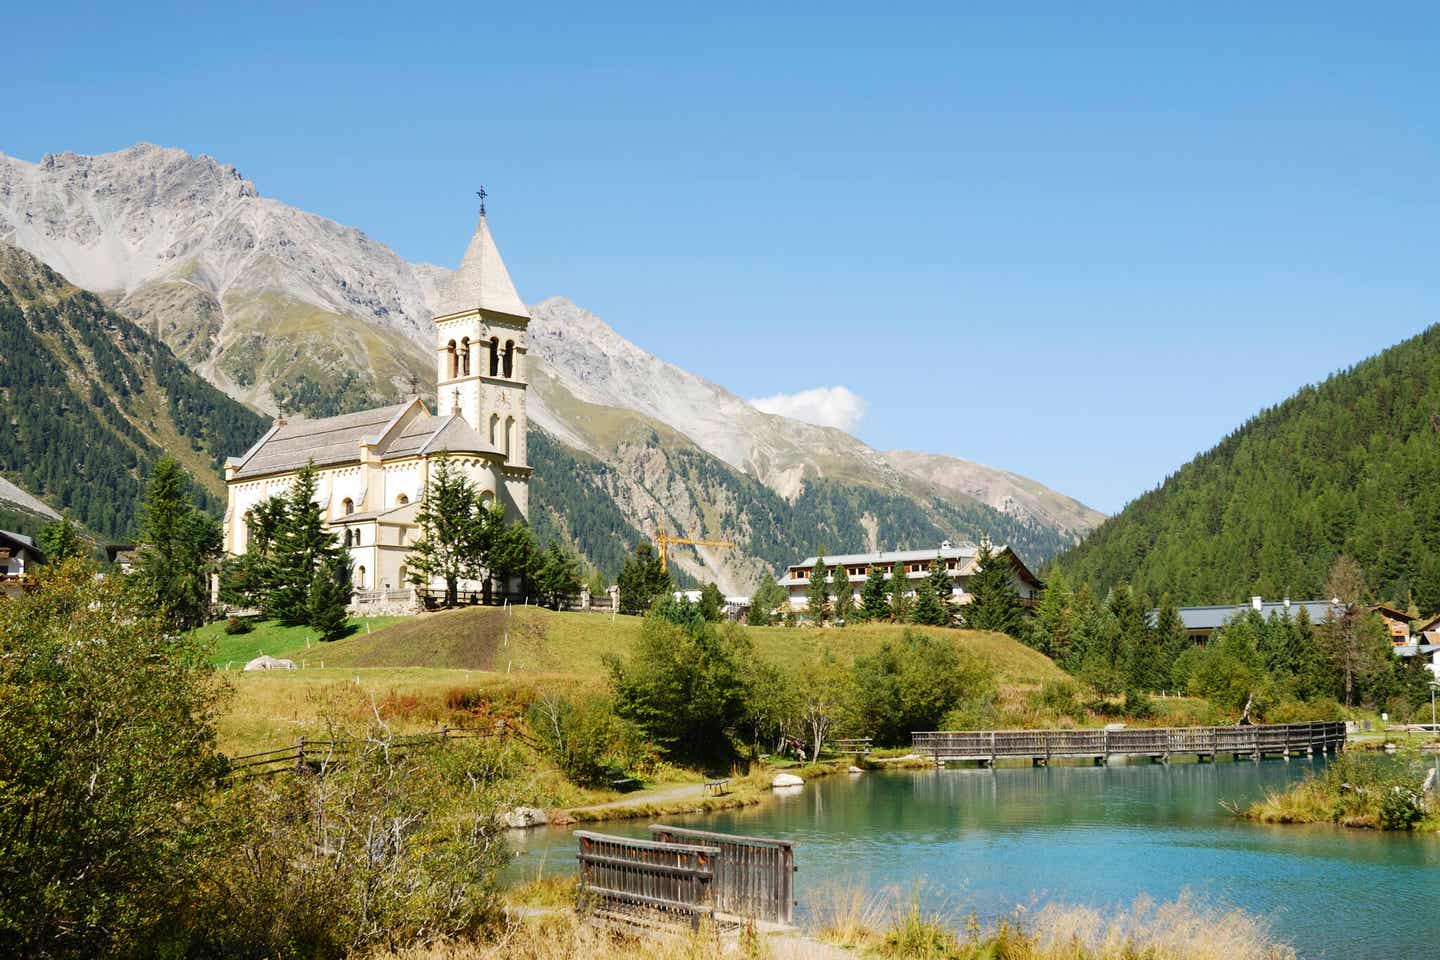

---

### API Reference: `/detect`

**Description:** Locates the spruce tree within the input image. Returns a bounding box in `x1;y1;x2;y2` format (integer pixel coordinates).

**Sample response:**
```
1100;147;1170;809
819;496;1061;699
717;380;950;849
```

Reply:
889;560;912;621
927;556;954;623
307;553;351;640
698;581;725;622
1152;593;1190;691
860;564;889;621
909;574;950;626
617;542;672;614
747;573;787;625
406;455;488;607
965;541;1024;637
537;541;583;610
831;565;855;624
1026;570;1073;659
806;556;831;624
270;462;341;624
132;457;221;630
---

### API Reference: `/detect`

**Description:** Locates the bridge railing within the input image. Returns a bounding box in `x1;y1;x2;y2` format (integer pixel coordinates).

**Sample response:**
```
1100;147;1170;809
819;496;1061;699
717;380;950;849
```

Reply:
913;720;1346;762
575;831;718;931
649;824;796;924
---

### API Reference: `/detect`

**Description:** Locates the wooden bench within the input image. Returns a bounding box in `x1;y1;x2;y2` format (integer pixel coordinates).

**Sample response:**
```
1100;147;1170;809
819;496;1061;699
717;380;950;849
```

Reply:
703;777;731;796
833;737;873;755
605;767;639;792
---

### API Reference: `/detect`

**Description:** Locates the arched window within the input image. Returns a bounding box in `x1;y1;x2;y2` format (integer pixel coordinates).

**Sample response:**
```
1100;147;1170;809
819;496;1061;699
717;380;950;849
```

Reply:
342;497;354;515
461;337;471;376
446;340;457;379
488;337;499;377
479;490;495;511
489;413;500;446
343;528;353;547
398;564;408;586
396;493;410;506
503;340;515;378
505;416;515;458
356;565;367;589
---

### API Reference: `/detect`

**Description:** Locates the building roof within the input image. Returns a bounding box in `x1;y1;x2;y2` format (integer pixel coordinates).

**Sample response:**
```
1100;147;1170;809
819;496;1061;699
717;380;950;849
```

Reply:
1415;613;1440;634
0;529;43;561
434;214;530;319
789;543;981;570
1155;599;1340;632
227;400;503;481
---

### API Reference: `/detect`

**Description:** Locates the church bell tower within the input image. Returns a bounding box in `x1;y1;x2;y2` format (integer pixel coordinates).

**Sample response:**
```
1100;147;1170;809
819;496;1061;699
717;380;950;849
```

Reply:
432;194;530;472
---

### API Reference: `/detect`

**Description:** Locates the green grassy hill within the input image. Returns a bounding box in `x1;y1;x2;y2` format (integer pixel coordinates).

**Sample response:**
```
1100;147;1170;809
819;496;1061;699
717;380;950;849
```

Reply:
280;606;1064;685
1053;323;1440;609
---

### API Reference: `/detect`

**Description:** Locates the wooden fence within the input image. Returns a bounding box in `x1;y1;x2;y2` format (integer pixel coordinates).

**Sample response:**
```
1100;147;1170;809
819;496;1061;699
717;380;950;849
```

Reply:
222;723;504;780
913;720;1347;765
575;831;719;931
649;825;796;924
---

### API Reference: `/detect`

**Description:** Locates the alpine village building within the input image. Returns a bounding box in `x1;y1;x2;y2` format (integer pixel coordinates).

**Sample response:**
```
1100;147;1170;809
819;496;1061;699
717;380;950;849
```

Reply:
778;540;1041;615
222;211;532;600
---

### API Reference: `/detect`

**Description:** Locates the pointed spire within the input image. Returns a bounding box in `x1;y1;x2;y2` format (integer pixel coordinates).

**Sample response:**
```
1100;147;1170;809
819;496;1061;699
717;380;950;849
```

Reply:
436;208;529;319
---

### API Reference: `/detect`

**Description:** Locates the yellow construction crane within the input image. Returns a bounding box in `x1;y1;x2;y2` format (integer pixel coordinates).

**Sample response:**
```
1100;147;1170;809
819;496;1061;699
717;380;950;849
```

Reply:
655;524;735;572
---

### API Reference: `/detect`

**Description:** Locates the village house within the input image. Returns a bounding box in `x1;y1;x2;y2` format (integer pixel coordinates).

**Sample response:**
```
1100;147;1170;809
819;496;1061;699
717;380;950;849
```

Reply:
0;530;45;598
777;539;1041;614
1157;596;1339;645
222;210;532;603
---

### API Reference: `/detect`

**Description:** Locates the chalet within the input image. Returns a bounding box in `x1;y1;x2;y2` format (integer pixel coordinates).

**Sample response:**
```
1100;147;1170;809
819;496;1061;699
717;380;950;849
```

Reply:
1371;605;1414;644
1415;613;1440;646
0;530;45;598
1156;596;1339;645
777;539;1040;614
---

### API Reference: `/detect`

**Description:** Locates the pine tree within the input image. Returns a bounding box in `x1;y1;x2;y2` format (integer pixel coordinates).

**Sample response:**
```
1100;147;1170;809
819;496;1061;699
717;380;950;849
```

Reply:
406;455;488;607
965;541;1024;637
1121;586;1162;691
38;518;84;564
889;560;911;622
859;564;890;622
806;556;831;624
132;457;220;630
270;462;341;623
307;552;351;640
831;565;854;625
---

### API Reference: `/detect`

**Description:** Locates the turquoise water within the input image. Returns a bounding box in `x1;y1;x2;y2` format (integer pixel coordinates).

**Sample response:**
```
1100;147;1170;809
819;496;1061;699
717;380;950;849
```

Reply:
508;758;1440;959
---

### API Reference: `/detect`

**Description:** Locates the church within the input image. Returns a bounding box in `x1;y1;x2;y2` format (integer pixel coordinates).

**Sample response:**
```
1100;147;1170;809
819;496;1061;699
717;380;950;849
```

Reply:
222;210;532;596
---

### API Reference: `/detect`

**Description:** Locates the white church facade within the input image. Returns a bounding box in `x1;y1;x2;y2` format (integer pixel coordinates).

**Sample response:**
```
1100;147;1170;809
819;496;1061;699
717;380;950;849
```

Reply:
222;211;532;597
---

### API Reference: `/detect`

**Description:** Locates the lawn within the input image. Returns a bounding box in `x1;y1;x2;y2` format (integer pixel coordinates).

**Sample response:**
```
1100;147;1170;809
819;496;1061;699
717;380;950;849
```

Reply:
196;615;408;667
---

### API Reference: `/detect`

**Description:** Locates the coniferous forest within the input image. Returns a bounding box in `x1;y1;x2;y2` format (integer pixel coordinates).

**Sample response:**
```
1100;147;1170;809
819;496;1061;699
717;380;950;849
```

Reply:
0;243;266;541
1053;324;1440;611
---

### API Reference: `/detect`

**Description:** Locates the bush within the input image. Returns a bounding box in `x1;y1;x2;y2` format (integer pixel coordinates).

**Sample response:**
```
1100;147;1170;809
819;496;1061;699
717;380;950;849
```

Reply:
852;631;998;745
1378;784;1426;830
0;559;227;958
224;614;253;635
527;693;650;786
1122;688;1158;719
193;733;512;958
1031;679;1083;718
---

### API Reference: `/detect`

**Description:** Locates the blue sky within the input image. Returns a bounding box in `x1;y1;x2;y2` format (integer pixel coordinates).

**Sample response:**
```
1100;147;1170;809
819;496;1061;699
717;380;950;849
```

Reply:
4;2;1438;513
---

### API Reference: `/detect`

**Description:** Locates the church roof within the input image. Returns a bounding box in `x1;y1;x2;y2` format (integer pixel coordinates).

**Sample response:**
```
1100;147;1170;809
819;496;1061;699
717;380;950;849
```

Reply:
435;214;530;320
228;400;503;481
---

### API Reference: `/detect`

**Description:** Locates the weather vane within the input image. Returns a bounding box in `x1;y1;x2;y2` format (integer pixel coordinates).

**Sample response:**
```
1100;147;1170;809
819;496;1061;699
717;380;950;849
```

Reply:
476;185;487;217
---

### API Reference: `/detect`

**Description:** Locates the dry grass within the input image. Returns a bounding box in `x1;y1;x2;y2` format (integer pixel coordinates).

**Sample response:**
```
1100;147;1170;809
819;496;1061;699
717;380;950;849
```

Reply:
363;889;1299;960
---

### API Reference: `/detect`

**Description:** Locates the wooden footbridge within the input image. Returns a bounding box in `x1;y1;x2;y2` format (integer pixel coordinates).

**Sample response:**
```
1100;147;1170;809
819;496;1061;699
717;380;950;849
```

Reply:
913;720;1346;766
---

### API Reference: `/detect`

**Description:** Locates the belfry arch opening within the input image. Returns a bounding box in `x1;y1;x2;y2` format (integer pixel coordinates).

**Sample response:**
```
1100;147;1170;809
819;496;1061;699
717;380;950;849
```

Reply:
460;337;471;376
488;337;500;376
445;340;458;379
503;340;515;378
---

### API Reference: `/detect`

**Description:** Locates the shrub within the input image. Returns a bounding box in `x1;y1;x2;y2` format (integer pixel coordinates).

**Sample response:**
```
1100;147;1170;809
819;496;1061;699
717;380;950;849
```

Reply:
0;559;227;958
1123;688;1158;719
852;631;998;745
1031;679;1083;717
224;614;253;635
1378;785;1426;830
527;693;650;786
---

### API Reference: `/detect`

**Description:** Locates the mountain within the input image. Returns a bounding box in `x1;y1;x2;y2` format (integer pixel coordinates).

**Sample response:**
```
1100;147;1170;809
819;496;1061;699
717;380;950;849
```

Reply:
0;242;267;541
0;144;437;418
1052;324;1440;612
0;144;1104;587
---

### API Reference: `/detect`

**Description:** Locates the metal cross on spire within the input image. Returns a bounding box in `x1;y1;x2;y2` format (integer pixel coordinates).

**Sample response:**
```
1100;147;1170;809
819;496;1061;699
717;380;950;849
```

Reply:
476;186;487;217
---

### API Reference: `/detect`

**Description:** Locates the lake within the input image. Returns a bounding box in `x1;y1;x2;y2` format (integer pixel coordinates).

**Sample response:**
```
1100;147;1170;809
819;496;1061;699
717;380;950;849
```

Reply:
508;758;1440;959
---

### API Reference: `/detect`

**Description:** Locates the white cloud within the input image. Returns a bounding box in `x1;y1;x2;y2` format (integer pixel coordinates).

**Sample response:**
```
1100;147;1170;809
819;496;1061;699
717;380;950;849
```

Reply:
749;385;868;433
